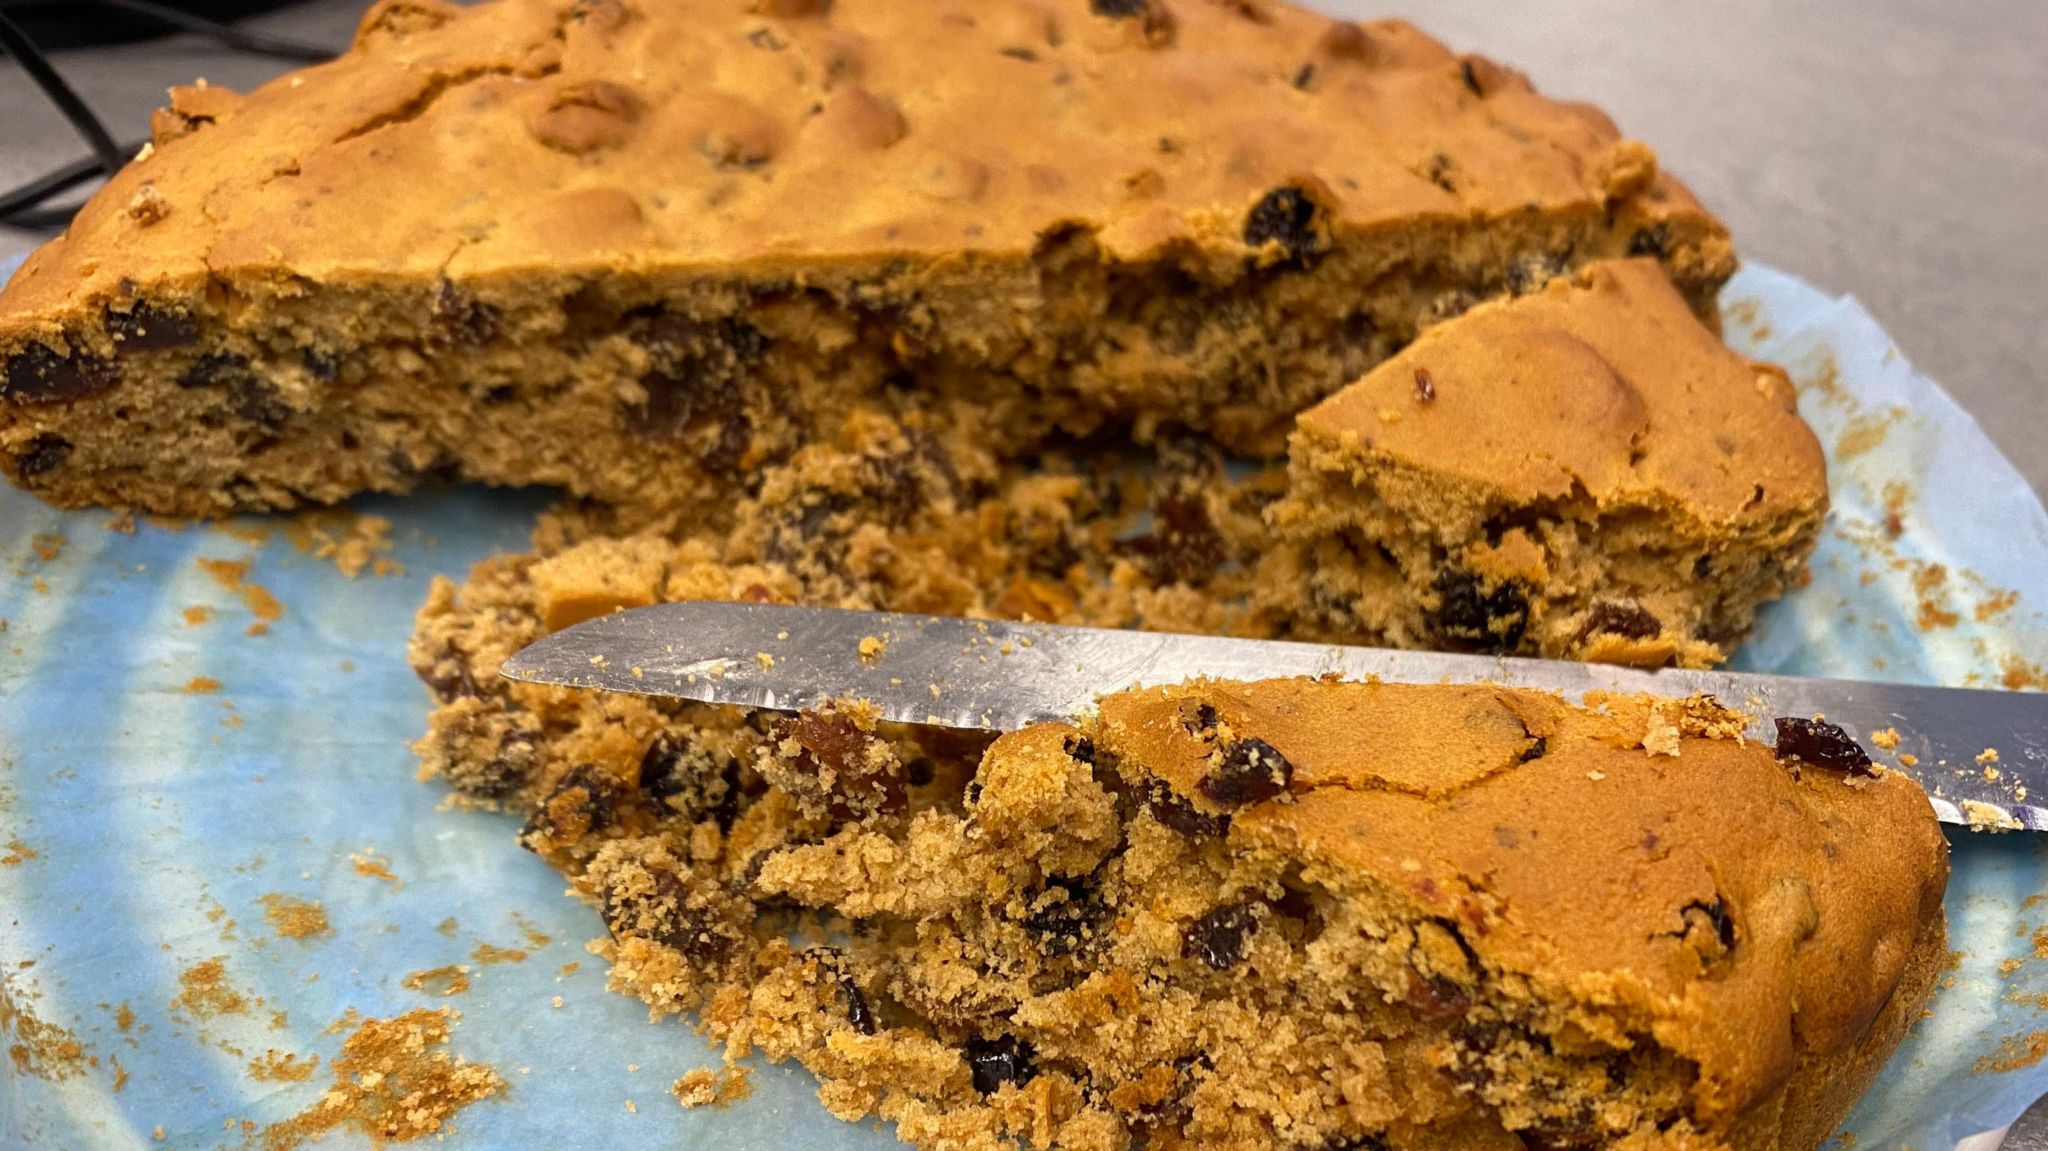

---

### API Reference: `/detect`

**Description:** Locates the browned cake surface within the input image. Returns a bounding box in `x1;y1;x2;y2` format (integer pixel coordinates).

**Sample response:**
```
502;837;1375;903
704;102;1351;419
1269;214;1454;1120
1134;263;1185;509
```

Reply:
405;629;1948;1150
0;0;1729;516
1266;259;1828;666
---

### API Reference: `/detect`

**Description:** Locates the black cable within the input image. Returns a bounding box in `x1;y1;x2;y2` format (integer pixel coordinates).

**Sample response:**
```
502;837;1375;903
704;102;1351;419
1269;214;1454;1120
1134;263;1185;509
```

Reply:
0;138;145;220
91;0;332;63
4;203;99;230
0;3;339;232
0;7;126;180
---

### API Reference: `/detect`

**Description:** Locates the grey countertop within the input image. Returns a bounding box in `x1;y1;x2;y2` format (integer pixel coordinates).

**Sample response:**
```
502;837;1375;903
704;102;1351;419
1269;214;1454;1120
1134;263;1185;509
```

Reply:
2;0;2045;1141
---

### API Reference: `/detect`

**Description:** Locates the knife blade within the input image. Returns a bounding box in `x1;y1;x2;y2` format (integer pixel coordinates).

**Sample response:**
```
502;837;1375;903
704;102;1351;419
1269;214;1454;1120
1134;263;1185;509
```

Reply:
500;600;2048;832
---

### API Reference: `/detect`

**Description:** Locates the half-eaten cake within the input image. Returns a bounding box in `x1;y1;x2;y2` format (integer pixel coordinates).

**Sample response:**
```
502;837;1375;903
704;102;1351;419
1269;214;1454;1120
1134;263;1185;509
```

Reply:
0;0;1731;517
452;670;1948;1151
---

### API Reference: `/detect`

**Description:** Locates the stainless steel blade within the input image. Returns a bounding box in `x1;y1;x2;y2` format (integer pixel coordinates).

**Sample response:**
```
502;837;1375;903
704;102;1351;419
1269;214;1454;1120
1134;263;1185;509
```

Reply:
501;600;2048;831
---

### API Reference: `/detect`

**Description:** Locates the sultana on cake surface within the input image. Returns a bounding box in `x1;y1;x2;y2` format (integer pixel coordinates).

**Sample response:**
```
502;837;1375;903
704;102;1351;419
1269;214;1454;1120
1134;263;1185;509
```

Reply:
411;647;1949;1151
0;0;1731;516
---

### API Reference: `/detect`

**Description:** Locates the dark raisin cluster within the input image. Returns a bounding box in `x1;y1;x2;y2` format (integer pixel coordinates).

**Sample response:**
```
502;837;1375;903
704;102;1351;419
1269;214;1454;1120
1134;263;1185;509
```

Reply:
1198;738;1293;806
1431;569;1530;651
1772;717;1877;778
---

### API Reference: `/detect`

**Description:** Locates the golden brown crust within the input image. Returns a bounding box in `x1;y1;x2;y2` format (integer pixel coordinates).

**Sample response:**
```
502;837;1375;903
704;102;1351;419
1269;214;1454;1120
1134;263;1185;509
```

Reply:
1293;260;1823;525
0;1;1719;313
0;0;1732;517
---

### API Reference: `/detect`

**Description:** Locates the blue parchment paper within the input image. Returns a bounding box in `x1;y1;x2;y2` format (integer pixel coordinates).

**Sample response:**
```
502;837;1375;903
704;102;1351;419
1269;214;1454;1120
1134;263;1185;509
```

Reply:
3;262;2046;1149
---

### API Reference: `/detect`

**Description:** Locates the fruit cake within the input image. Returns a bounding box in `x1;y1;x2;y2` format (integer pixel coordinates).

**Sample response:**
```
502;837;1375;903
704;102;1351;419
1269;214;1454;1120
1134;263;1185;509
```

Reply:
0;0;1730;517
411;634;1949;1150
1263;258;1827;667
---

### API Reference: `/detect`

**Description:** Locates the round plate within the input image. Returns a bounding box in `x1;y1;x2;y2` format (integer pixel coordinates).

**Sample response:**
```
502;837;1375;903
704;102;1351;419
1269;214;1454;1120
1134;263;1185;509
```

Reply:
3;263;2046;1149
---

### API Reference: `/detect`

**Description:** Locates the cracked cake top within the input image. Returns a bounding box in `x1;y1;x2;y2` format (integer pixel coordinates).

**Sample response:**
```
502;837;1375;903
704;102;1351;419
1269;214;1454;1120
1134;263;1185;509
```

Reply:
0;0;1724;337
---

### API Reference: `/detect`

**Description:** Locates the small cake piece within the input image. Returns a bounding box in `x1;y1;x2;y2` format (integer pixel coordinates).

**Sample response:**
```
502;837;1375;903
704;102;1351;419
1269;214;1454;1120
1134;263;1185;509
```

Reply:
416;657;1949;1150
0;0;1730;517
1264;259;1827;666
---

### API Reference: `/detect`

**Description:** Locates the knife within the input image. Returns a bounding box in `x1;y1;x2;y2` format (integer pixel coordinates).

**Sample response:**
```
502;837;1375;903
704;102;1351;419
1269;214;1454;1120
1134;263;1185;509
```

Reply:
500;601;2048;832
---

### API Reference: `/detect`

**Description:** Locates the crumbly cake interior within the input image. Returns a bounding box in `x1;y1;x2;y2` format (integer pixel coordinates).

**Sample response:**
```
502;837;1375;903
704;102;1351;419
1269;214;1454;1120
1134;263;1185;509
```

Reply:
0;0;1733;517
1260;261;1828;667
410;605;1948;1151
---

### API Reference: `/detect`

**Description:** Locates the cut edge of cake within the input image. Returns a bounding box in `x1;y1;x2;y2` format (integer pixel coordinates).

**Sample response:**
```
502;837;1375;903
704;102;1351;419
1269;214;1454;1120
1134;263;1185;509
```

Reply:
441;670;1948;1151
1263;258;1826;667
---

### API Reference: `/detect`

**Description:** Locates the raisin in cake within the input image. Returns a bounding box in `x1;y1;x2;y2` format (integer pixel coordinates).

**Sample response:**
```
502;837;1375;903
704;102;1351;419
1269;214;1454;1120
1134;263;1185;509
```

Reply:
1264;258;1826;667
1;0;1729;516
420;660;1948;1150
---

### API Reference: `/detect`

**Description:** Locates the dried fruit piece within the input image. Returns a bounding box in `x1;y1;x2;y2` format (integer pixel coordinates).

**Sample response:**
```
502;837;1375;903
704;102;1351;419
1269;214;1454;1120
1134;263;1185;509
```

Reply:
3;343;117;403
601;865;740;963
1184;901;1259;969
640;730;744;830
520;763;624;845
1198;738;1292;806
1022;877;1100;956
15;434;71;477
104;302;200;351
964;1035;1036;1094
763;708;905;820
1581;601;1661;641
1141;776;1228;838
1774;717;1877;778
1432;569;1529;651
1242;186;1324;267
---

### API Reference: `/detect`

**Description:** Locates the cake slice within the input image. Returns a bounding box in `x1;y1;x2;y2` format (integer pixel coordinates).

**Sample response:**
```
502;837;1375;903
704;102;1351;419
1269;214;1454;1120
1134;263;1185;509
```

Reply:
1263;258;1827;667
0;0;1730;517
420;661;1948;1151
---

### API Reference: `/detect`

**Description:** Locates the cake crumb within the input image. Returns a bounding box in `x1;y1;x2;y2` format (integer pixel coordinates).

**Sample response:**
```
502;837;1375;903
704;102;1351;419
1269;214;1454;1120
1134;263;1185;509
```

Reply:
258;894;332;940
152;1126;165;1141
29;532;64;562
171;957;251;1020
756;651;775;670
551;995;564;1009
349;850;400;885
1870;728;1900;750
402;966;472;997
2000;657;2048;692
471;943;528;966
1640;709;1682;757
1;838;37;867
1977;748;2001;765
1899;753;1919;768
184;676;221;694
1;972;90;1081
1960;800;2021;832
247;1049;319;1083
1976;1031;2048;1074
673;1068;719;1108
254;1007;501;1149
196;557;286;628
182;605;214;626
858;635;887;661
284;509;404;579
